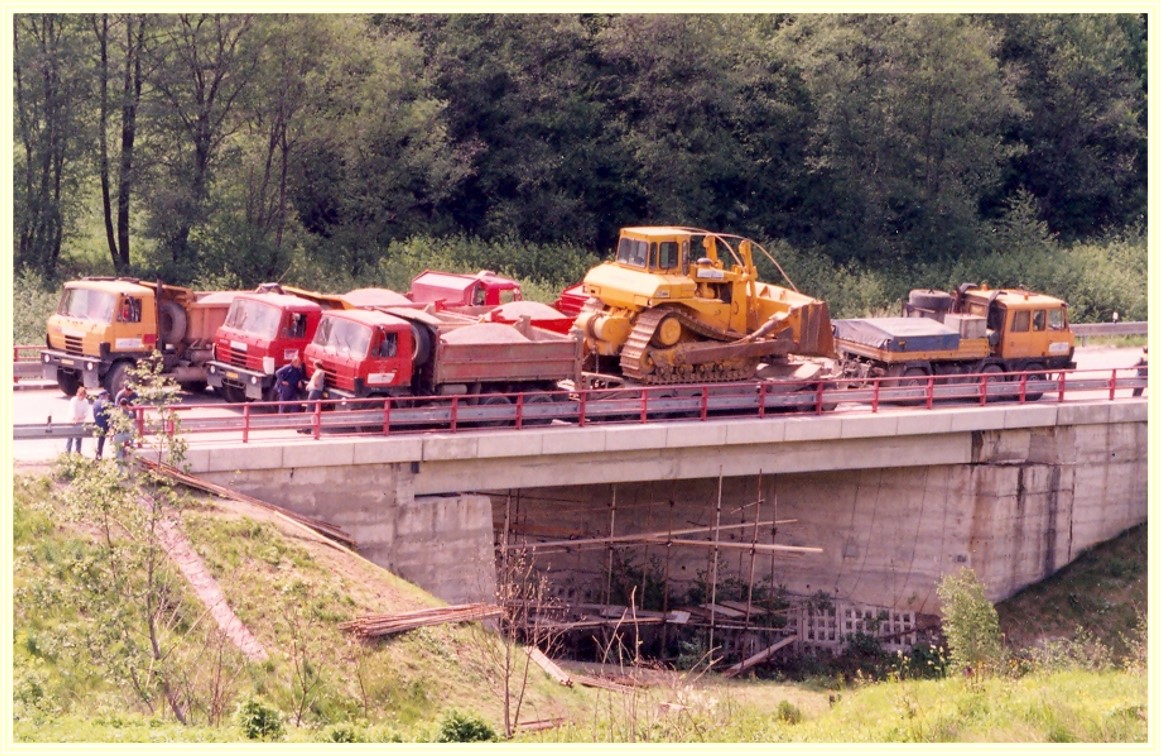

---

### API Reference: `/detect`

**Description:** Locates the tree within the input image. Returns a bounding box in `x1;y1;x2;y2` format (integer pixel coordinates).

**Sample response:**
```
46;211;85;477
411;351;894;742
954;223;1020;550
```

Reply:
989;14;1146;240
141;14;262;272
778;14;1021;265
90;13;147;273
288;16;472;275
13;14;91;276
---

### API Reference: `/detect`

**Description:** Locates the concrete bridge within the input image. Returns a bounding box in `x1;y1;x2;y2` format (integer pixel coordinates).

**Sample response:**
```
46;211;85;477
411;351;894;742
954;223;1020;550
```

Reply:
184;400;1147;614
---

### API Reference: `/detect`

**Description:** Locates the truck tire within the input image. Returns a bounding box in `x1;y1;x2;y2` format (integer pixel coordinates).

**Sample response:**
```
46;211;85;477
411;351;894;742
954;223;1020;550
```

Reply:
159;300;188;345
221;383;246;404
411;323;433;366
104;361;133;396
56;371;81;397
474;394;514;427
521;392;556;426
899;366;930;406
1023;363;1047;402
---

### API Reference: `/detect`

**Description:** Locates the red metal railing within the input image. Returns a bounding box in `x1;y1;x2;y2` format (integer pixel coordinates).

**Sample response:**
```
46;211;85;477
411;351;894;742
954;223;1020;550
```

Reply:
124;365;1144;446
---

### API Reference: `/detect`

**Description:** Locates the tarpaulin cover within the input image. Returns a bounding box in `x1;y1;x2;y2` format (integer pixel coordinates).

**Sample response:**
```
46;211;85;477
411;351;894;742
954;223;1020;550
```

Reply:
833;317;960;353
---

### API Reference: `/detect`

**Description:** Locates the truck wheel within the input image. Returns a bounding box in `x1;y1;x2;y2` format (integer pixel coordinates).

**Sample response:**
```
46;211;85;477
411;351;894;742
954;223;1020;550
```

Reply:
56;371;81;397
159;301;188;345
899;367;929;406
521;392;555;426
221;384;246;404
1023;363;1046;401
103;361;133;396
979;364;1006;402
475;395;514;427
180;380;208;395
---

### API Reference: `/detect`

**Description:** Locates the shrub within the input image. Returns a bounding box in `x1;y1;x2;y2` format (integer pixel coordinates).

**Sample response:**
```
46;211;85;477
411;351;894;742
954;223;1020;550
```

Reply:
435;709;497;743
235;696;284;741
775;699;803;724
936;568;1003;677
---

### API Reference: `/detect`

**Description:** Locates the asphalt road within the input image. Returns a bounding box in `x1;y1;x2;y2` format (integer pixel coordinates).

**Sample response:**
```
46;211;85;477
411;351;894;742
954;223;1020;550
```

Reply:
9;344;1147;466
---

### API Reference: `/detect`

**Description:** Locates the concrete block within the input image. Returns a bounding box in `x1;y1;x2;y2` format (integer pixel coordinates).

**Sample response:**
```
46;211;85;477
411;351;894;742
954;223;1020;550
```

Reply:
949;407;1008;432
781;415;844;442
282;440;355;468
723;419;786;445
541;427;608;456
351;436;424;464
603;424;670;452
421;434;479;461
665;421;728;448
1055;403;1109;427
206;443;284;471
894;411;954;436
1108;401;1147;424
474;430;545;459
839;413;898;440
1003;404;1059;429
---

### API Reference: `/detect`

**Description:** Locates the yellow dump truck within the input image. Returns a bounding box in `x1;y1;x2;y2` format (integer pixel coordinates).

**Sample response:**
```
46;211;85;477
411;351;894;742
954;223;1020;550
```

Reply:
41;277;239;396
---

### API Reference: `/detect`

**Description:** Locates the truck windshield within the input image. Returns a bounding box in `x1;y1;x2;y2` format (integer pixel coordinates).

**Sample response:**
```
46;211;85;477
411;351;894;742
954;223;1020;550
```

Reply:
59;288;116;323
224;299;282;340
312;317;371;357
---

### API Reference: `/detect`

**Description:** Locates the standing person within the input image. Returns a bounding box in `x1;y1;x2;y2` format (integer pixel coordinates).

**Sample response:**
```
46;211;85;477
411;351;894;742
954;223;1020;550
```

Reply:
274;355;306;413
65;387;89;454
113;384;138;461
298;361;327;434
91;389;111;460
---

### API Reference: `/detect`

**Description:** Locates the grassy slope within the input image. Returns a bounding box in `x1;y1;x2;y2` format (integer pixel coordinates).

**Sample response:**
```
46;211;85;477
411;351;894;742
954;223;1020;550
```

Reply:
11;467;1149;743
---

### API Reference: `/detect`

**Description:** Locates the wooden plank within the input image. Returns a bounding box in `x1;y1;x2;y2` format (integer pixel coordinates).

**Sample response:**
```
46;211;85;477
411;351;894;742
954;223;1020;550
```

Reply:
720;635;798;678
526;647;573;687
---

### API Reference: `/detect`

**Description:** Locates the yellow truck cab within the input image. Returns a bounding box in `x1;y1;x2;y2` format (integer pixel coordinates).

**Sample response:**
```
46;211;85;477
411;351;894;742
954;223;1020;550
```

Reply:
42;277;236;396
954;285;1075;364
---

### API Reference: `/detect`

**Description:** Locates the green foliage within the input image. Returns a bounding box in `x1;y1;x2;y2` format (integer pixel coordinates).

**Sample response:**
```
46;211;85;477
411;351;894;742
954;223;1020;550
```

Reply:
775;699;803;724
12;267;61;346
234;696;285;741
936;568;1003;677
435;709;498;743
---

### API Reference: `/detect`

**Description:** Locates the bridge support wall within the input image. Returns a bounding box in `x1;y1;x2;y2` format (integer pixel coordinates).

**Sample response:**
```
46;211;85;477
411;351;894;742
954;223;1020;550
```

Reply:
189;402;1146;610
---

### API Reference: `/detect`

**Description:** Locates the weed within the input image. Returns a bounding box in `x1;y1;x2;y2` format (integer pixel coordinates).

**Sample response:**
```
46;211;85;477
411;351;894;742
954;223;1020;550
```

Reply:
435;709;498;742
234;695;284;741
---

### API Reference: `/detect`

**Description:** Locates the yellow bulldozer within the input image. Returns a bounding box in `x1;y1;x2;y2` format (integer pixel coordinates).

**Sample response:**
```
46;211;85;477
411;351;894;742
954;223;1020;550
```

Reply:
574;226;834;384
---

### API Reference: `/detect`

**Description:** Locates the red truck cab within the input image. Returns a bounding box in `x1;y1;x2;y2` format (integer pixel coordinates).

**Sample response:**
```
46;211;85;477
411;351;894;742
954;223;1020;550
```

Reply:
407;270;522;308
303;309;416;399
208;291;324;402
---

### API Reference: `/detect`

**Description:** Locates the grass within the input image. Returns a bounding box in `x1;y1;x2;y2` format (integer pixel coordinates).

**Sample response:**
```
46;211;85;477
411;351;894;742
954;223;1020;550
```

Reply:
10;467;1149;743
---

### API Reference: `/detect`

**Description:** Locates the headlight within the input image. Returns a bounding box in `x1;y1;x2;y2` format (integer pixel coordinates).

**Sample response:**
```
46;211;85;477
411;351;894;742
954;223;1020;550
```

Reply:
250;376;259;385
86;361;95;371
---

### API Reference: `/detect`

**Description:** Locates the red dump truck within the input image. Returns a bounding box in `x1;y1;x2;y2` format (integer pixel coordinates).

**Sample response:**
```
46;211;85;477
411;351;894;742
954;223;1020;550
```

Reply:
207;284;414;402
303;307;581;404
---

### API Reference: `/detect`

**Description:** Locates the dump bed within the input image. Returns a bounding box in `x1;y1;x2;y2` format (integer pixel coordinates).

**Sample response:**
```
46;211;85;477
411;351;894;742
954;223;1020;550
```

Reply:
833;317;988;362
432;323;581;386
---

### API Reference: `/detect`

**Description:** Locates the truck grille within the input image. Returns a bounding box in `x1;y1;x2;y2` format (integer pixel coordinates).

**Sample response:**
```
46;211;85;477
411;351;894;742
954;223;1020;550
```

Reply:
64;335;84;355
218;345;250;368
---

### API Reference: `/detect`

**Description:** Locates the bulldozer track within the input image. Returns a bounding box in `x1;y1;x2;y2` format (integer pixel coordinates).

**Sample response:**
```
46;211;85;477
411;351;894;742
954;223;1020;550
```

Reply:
620;307;759;385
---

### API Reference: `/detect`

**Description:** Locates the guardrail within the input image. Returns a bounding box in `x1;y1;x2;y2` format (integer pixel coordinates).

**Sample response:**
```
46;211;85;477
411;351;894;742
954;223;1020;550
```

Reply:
1071;321;1148;345
13;365;1146;444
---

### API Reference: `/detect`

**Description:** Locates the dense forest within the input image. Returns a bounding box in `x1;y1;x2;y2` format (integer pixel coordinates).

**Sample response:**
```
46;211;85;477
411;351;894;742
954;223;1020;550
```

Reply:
12;13;1148;319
